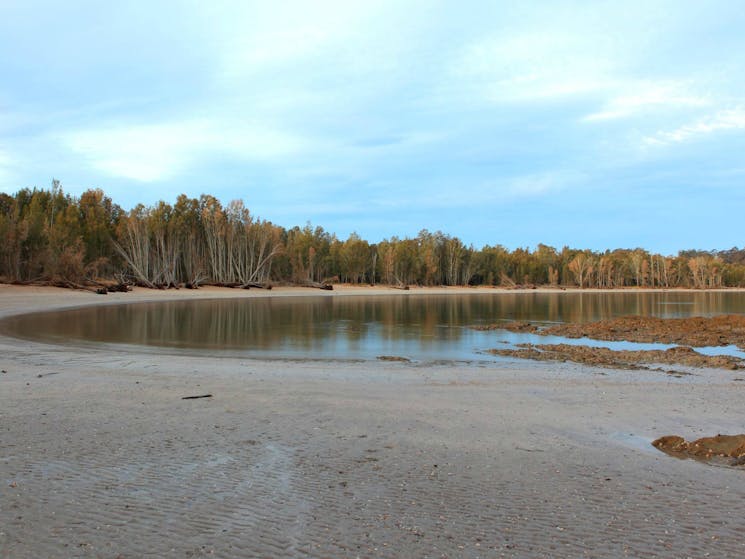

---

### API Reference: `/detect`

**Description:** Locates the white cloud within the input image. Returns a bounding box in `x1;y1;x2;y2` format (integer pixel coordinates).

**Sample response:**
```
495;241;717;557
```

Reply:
413;170;585;210
216;0;393;80
451;31;615;104
643;108;745;146
63;119;308;182
584;81;709;121
453;34;712;121
502;170;586;198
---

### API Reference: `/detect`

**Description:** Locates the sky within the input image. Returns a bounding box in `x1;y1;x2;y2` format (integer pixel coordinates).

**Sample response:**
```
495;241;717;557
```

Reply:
1;0;744;254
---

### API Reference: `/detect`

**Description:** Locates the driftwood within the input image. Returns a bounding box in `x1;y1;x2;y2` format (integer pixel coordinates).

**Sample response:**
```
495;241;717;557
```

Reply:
51;280;100;294
86;277;111;294
10;278;132;295
103;282;131;293
500;272;516;288
181;394;213;400
302;280;333;291
390;276;409;290
240;282;272;290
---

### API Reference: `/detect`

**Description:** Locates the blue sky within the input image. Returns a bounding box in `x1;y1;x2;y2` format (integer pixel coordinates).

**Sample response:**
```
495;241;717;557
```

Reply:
1;1;744;254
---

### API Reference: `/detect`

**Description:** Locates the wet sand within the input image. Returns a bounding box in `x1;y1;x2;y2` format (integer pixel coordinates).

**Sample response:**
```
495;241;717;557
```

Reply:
2;285;745;558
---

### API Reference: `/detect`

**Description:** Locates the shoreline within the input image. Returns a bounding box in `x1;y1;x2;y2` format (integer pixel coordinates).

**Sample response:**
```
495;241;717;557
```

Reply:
2;282;745;320
2;285;745;557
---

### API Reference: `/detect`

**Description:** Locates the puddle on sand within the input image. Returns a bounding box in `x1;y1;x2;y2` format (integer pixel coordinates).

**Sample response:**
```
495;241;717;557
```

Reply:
610;432;658;454
490;328;745;360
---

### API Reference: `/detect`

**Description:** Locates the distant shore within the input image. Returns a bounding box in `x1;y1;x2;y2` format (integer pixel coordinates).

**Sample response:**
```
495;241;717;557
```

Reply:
2;283;745;557
2;282;745;320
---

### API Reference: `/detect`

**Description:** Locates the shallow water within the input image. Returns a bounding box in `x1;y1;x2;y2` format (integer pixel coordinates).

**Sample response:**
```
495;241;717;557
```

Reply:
2;291;745;362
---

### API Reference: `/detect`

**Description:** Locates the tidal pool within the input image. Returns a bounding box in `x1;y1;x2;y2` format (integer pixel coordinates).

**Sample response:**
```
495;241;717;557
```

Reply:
2;291;745;362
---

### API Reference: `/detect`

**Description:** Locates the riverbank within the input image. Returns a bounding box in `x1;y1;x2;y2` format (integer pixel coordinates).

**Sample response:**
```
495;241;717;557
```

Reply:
2;282;745;315
2;285;745;558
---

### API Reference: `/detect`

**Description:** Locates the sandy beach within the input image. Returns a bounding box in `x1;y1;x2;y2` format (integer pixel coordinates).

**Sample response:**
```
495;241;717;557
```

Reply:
1;285;744;558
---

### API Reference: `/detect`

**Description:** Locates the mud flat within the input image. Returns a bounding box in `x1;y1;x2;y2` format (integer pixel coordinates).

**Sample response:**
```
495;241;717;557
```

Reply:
486;315;745;349
2;285;745;558
490;343;744;371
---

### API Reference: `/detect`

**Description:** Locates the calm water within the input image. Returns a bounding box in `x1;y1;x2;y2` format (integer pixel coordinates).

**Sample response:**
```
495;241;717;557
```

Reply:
3;291;745;362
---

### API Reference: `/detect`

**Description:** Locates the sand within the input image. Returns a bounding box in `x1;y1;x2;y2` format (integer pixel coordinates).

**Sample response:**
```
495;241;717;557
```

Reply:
1;285;745;558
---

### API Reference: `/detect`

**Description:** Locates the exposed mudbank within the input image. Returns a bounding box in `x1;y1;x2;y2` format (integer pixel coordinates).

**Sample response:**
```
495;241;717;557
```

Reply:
477;315;745;349
652;434;745;467
377;355;411;362
488;343;744;370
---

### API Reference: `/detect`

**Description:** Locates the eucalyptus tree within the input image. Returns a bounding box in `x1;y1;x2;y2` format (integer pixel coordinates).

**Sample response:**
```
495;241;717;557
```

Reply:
568;251;594;288
338;233;372;284
282;224;334;283
114;205;155;287
172;195;206;285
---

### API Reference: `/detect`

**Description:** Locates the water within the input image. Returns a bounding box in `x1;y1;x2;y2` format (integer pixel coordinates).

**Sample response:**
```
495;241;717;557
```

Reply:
2;291;745;362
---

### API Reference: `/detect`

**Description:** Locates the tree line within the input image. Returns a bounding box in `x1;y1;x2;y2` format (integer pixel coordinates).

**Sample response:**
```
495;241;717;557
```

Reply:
1;182;742;289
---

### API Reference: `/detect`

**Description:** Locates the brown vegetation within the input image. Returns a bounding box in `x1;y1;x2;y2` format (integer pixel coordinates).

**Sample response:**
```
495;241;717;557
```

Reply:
376;355;411;362
489;343;744;370
479;315;745;349
473;321;538;333
652;434;745;467
542;315;745;349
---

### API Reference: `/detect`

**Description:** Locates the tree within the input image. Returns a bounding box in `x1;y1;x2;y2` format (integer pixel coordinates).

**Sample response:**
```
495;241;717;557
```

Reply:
339;233;371;284
568;252;594;288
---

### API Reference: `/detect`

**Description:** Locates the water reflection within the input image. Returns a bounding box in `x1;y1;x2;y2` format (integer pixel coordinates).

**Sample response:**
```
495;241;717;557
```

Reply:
3;291;745;361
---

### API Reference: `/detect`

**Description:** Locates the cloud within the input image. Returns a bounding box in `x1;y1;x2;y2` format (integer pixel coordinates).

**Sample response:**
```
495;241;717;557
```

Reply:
62;119;308;182
583;81;709;121
502;171;583;197
643;108;745;146
449;30;616;105
404;170;586;211
216;0;393;80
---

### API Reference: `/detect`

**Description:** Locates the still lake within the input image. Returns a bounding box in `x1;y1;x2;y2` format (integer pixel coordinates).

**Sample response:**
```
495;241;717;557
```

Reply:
3;291;745;362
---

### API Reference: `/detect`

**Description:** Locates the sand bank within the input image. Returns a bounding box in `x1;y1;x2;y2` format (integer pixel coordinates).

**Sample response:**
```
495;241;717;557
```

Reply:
1;285;745;558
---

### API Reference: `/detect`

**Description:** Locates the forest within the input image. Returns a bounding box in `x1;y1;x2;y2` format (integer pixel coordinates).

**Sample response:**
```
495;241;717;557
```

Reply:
1;182;742;290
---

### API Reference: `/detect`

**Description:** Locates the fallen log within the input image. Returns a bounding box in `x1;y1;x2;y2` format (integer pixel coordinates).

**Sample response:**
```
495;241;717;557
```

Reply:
240;282;272;290
302;280;333;290
181;394;213;400
107;282;131;292
51;280;99;293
